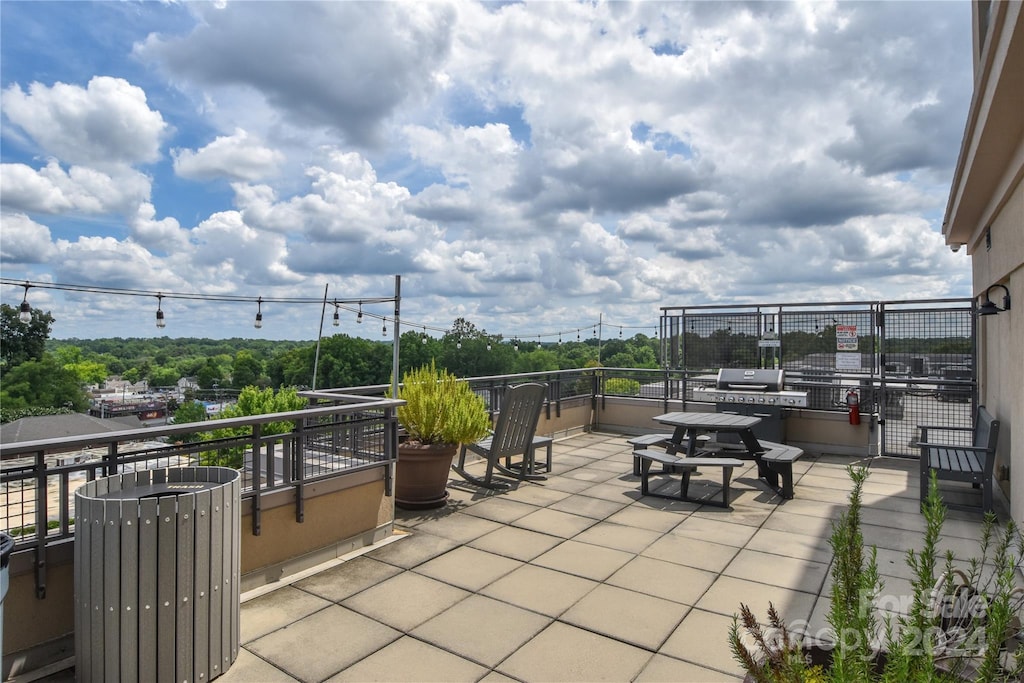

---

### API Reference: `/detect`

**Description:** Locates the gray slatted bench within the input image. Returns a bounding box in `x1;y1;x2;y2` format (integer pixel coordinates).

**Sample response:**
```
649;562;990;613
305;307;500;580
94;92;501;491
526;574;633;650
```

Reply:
753;441;805;499
918;405;999;513
628;434;672;475
634;449;743;508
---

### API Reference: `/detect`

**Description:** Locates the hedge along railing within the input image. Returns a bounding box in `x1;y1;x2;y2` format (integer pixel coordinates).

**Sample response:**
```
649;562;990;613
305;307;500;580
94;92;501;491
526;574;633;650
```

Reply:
0;394;402;599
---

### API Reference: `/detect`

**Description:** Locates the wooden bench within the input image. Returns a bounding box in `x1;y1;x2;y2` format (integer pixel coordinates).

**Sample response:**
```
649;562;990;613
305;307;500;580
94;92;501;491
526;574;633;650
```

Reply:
918;405;999;513
753;440;805;499
634;449;743;508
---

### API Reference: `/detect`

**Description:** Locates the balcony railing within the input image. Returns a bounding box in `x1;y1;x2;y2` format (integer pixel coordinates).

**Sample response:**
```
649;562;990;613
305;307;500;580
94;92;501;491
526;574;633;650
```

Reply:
1;393;401;598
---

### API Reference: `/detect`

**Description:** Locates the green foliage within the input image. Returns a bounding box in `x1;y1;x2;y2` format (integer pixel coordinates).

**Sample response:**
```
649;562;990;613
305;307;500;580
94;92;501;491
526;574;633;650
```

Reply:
173;400;208;443
1;303;54;368
0;354;89;412
198;386;308;468
231;350;265;389
392;361;490;445
731;469;1024;682
604;377;641;395
1;405;77;424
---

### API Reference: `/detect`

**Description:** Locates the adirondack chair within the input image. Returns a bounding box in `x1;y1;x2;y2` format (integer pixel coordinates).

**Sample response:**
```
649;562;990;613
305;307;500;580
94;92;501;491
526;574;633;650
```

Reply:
919;405;1000;514
451;383;547;490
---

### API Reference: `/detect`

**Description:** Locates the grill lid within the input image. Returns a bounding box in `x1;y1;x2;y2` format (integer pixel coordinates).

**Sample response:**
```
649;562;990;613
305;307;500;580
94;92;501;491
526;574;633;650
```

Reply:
716;368;784;392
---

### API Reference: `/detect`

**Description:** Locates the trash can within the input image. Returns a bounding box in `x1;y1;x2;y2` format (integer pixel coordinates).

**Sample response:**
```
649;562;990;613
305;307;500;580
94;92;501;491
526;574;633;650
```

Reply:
75;467;240;683
1;531;13;674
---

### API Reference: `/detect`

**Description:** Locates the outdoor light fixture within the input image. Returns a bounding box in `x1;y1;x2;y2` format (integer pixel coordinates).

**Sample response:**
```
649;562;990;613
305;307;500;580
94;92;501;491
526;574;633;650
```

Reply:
254;297;263;329
332;304;340;327
356;304;363;324
155;295;166;329
456;338;462;349
977;284;1011;316
382;321;387;336
421;327;428;344
18;284;31;323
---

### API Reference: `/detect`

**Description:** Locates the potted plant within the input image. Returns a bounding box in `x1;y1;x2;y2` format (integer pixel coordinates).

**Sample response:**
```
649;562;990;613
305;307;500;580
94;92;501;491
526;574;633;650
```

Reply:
391;361;491;510
729;466;1024;682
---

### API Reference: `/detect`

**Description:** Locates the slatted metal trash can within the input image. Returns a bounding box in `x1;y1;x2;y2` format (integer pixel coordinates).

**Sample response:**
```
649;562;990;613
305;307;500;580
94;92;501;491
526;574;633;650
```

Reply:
1;531;13;676
75;467;241;683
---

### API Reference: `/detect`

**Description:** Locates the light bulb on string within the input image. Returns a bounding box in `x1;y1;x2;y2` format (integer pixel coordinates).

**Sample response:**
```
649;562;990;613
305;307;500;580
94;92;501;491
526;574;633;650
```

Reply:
356;303;363;324
456;338;462;350
486;341;491;351
382;320;387;337
155;294;166;329
332;301;340;327
18;284;31;323
421;327;428;344
513;339;519;352
254;297;263;329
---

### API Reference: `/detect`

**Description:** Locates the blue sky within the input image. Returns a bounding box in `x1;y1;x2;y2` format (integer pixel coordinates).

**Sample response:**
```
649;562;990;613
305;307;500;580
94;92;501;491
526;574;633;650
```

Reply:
1;1;973;341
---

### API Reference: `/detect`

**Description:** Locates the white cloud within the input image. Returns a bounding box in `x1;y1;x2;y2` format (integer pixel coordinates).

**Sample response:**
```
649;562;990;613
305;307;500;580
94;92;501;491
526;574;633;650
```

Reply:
0;213;57;263
173;128;284;181
2;76;167;166
0;161;151;216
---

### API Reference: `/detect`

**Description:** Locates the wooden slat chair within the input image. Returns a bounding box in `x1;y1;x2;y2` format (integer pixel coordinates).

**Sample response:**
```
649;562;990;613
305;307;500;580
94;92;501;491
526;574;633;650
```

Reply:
452;383;547;490
918;405;1000;514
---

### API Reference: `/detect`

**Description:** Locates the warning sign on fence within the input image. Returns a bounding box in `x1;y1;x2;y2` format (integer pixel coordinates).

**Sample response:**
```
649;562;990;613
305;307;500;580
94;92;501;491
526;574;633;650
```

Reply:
836;324;858;351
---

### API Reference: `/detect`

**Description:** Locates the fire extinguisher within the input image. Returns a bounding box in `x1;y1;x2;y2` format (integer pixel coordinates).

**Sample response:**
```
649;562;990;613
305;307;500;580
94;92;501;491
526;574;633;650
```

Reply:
846;388;861;425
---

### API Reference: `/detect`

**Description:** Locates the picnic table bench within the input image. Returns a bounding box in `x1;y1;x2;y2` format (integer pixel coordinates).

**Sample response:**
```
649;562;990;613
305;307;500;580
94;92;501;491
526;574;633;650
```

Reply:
634;448;743;508
752;441;805;500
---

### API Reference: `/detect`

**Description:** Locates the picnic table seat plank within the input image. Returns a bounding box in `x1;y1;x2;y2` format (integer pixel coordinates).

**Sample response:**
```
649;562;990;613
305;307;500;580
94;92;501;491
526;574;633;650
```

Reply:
634;449;743;508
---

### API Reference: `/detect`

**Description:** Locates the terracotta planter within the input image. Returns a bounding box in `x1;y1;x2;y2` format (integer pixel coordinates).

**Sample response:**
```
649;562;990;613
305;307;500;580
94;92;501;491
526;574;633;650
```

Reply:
395;442;459;510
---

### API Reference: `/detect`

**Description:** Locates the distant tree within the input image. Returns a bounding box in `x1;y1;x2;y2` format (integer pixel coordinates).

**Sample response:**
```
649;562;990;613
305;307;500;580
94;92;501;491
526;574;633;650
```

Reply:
53;345;108;385
231;350;264;389
512;348;560;373
196;358;222;389
199;387;308;467
0;355;89;411
1;304;54;368
148;366;180;388
173;400;208;443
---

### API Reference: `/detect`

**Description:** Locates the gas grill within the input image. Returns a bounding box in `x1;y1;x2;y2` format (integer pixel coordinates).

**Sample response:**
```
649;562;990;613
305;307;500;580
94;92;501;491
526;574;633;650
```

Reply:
695;368;808;408
695;369;808;443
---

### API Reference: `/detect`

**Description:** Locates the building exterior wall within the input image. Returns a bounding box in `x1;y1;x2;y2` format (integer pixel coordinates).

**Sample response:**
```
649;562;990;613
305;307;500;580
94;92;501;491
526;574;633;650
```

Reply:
943;1;1023;520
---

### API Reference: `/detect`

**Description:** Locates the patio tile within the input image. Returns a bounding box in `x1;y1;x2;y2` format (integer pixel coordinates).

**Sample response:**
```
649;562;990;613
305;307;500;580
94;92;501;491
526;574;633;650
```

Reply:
768;496;845;520
561;583;690;649
411;511;504;544
549;493;629;519
659;608;746;677
745;527;833;564
642;534;740;573
572;520;664;554
293;556;402;603
219;648;298;682
671;515;759;548
341;572;470;631
413;545;522;591
546;454;600;473
607;555;717;605
240;586;332;643
246;605;400;682
762;509;835;536
532;539;634;581
635;653;742;682
496;621;652;682
365;530;459;569
325;635;488;682
500;482;574;505
723;548;830;595
579;481;645;503
513;507;598;538
481;564;599;617
459;496;540;523
468;525;564;561
411;594;551;667
605;504;689;532
695;575;817;624
536;475;597;494
561;467;623;484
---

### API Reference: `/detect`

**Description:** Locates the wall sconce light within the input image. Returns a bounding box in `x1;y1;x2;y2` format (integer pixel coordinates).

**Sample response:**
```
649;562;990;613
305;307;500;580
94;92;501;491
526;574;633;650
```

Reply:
977;284;1011;316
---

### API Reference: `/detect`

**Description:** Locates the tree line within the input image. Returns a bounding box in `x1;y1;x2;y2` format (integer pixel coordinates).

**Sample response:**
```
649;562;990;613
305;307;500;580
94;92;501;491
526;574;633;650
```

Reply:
1;306;660;421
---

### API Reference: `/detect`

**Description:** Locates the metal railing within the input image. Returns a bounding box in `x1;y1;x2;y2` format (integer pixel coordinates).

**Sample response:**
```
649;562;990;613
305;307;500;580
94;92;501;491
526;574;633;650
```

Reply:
1;394;402;597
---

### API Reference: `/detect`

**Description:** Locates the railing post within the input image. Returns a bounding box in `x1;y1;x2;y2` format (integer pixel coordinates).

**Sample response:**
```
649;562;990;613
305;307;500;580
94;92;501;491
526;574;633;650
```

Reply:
34;450;48;598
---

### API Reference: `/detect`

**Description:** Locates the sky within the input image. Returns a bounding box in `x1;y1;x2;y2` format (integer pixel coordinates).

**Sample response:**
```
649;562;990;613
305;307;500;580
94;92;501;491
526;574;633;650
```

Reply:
0;0;974;342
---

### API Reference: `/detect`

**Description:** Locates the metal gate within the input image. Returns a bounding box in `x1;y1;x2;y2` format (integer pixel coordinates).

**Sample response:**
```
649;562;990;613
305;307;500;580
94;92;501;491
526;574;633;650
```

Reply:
660;298;977;458
878;301;977;457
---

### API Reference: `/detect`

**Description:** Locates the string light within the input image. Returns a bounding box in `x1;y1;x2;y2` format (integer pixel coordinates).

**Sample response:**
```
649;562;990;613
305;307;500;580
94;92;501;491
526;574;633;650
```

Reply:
421;326;428;344
357;303;363;324
155;294;166;329
456;338;462;349
382;321;387;337
18;283;31;323
332;300;340;327
254;297;263;329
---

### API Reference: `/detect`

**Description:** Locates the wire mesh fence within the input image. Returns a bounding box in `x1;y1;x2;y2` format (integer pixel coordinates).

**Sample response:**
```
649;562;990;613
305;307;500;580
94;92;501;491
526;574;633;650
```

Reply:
659;298;976;457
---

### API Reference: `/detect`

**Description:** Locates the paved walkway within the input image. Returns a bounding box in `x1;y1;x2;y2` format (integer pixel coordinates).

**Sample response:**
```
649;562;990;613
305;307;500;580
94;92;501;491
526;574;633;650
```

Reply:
222;432;993;682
